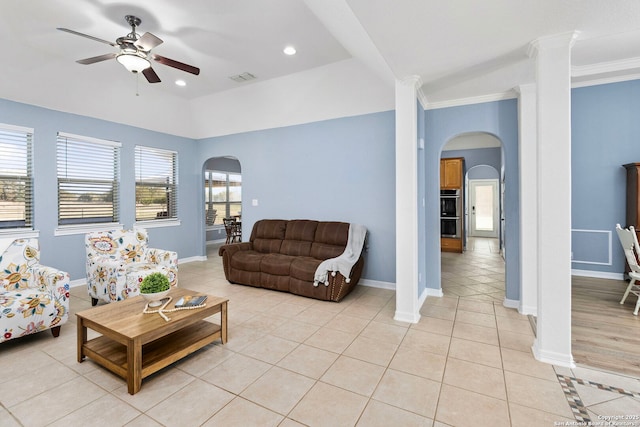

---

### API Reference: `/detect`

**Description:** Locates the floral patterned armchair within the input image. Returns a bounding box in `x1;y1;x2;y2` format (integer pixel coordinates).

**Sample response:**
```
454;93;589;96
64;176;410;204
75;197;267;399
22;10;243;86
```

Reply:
85;228;178;305
0;238;70;343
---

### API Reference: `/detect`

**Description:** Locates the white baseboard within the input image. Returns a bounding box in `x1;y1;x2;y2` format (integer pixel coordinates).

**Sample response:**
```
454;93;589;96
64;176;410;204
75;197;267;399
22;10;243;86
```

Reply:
519;304;537;317
69;278;85;288
571;269;624;280
394;309;421;323
425;287;443;297
206;239;226;245
359;279;395;290
180;255;208;264
532;341;576;368
503;298;519;309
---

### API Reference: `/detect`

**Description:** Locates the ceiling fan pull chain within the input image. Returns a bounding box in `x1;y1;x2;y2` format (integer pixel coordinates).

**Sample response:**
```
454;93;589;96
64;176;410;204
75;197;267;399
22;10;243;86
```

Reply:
136;73;140;97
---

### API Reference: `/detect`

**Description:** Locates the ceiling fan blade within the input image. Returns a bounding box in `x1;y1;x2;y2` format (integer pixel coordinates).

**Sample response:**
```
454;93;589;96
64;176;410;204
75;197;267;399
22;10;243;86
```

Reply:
142;67;161;83
76;53;117;65
153;54;200;75
57;28;117;47
135;32;163;51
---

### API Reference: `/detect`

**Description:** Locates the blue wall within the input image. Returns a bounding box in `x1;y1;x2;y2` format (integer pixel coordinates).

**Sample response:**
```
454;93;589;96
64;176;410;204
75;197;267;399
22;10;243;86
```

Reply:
0;99;200;280
572;80;640;274
197;111;397;284
424;100;520;300
443;147;502;174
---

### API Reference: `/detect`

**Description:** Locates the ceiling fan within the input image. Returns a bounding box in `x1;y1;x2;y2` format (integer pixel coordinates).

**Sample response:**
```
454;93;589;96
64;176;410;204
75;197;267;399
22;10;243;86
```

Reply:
57;15;200;83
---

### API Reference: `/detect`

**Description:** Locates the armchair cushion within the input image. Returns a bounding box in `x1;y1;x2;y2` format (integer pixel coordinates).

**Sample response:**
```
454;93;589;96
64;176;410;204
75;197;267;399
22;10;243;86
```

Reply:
0;238;70;343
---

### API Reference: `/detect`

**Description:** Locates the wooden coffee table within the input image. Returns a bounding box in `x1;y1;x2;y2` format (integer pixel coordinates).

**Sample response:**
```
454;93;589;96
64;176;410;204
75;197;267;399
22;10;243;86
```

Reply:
77;287;228;394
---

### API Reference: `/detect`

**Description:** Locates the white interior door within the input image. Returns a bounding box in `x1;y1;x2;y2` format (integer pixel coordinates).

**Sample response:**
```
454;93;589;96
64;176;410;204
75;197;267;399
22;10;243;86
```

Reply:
469;179;499;238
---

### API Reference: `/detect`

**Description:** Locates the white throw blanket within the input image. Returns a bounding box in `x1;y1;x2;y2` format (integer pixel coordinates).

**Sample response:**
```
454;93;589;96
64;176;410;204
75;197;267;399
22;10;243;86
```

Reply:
314;224;367;287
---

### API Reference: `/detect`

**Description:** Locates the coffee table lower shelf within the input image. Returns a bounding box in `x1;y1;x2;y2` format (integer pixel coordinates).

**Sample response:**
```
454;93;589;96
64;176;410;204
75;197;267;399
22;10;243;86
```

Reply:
82;321;221;381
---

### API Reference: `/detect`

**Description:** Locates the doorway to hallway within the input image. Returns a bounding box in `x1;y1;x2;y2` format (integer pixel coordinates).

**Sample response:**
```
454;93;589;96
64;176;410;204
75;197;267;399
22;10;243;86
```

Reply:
441;237;505;301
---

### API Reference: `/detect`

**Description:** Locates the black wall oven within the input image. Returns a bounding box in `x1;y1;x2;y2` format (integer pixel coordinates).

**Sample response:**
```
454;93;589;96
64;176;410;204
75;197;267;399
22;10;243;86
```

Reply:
441;189;461;238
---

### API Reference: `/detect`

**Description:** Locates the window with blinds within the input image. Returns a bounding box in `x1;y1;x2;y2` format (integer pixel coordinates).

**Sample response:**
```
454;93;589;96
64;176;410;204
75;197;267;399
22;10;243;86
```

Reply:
0;124;33;229
135;146;178;221
57;132;120;226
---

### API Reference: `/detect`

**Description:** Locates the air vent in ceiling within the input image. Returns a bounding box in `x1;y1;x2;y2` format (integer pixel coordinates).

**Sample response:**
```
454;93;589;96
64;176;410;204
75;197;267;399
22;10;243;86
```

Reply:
229;72;256;83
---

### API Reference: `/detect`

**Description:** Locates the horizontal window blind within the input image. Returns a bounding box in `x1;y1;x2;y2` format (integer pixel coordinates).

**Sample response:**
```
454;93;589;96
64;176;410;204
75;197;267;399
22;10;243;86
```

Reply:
135;146;177;221
57;132;120;225
0;124;33;229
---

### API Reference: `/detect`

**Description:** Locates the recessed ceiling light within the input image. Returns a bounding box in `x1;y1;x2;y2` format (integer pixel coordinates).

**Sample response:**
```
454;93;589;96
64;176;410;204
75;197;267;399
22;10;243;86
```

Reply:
175;79;186;87
283;46;296;56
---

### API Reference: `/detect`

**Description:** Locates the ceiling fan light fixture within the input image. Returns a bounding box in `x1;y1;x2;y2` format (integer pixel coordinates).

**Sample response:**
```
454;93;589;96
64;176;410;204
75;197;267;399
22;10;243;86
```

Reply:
116;53;150;73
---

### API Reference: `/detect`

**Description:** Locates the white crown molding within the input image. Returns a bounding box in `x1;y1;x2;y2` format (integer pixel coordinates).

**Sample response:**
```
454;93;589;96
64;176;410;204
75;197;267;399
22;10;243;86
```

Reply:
572;73;640;89
424;90;518;110
416;86;428;109
528;31;580;58
572;57;640;77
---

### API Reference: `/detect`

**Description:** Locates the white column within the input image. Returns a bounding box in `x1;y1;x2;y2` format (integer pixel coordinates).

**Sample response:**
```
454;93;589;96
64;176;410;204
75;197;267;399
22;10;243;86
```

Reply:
394;76;421;323
516;83;538;316
529;32;577;367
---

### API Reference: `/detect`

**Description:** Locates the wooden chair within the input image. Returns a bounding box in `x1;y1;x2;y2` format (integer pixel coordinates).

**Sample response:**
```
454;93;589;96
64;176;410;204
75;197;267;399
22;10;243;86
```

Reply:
223;218;241;243
615;224;640;315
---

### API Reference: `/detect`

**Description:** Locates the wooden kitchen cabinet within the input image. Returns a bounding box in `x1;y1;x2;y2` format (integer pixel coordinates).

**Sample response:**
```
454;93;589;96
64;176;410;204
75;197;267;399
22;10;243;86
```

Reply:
441;158;463;189
440;157;464;253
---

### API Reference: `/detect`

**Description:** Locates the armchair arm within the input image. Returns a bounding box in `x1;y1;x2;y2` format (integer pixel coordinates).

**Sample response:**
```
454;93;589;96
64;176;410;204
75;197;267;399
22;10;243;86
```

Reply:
146;248;178;287
30;264;71;301
86;257;127;286
146;247;178;268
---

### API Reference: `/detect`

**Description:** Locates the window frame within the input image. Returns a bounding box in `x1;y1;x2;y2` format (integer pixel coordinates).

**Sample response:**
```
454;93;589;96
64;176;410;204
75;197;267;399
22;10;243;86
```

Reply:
204;169;241;228
0;123;34;236
55;132;121;235
134;145;179;227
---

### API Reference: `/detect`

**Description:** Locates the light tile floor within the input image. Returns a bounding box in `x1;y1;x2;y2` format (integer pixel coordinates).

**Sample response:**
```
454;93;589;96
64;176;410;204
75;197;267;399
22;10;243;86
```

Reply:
1;239;639;426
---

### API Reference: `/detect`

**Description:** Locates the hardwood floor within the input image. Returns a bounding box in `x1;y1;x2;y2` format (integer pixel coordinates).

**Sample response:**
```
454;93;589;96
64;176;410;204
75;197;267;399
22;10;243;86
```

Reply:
572;275;640;377
444;238;640;378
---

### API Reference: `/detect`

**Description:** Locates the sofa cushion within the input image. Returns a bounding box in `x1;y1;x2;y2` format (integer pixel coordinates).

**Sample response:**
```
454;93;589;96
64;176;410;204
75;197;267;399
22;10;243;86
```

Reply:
261;253;295;276
230;251;264;272
280;220;318;256
310;222;350;260
253;238;284;254
251;219;287;240
250;219;287;254
315;222;349;246
290;256;322;281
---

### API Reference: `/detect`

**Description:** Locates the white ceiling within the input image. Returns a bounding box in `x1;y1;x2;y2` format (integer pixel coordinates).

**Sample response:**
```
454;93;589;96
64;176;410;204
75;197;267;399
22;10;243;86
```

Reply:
2;0;640;136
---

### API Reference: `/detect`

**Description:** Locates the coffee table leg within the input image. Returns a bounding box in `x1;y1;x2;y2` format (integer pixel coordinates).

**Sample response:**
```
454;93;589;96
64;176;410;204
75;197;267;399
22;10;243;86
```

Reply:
77;318;86;363
127;339;143;394
221;301;227;344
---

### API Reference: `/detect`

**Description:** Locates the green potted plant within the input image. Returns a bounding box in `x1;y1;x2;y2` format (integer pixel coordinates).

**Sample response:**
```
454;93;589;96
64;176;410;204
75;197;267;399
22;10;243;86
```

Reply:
139;273;171;307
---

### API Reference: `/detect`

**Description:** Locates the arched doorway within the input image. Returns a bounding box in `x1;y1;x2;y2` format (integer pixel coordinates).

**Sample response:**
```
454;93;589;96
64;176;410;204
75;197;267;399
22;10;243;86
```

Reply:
439;132;505;300
203;156;242;244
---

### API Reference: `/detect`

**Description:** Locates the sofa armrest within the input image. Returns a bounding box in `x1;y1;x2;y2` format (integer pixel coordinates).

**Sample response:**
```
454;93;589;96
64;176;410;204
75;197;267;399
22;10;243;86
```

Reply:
218;242;252;257
218;242;252;280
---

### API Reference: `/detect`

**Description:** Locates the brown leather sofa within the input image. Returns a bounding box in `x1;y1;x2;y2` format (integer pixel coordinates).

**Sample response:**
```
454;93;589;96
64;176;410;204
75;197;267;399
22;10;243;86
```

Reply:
218;219;364;301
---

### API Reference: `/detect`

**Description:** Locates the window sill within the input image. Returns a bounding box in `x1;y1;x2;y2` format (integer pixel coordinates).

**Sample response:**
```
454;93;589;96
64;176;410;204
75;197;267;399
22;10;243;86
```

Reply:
134;219;181;229
55;223;123;236
0;228;40;239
